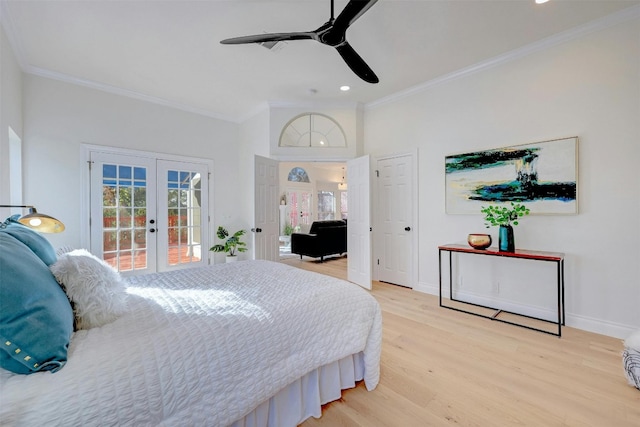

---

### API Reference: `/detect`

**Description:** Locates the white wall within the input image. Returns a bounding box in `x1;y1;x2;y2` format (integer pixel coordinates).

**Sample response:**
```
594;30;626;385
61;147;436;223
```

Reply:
364;17;640;337
21;75;240;252
0;24;22;205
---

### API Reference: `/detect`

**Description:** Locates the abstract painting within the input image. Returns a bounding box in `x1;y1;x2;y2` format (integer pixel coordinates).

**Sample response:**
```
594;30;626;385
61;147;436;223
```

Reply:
445;137;578;214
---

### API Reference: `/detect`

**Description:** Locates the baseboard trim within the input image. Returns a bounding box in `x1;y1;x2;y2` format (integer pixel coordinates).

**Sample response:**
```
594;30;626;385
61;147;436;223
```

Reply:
414;281;635;339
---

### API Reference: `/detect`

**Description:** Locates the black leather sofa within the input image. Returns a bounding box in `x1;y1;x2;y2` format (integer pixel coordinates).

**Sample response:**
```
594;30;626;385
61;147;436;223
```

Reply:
290;220;347;262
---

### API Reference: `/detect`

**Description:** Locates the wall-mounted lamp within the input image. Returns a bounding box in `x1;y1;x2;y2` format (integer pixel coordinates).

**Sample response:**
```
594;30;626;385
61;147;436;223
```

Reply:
0;205;65;233
338;167;348;191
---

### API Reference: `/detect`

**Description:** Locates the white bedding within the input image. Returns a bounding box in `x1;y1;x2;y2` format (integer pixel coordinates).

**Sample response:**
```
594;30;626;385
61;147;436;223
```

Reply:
0;260;381;426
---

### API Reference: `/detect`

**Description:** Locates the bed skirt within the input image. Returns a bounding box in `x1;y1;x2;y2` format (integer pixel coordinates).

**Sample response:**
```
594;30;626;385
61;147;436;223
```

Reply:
229;352;365;427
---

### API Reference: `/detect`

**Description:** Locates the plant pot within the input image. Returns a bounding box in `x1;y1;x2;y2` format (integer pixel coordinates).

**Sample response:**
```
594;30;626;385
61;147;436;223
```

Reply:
499;225;515;252
225;255;238;263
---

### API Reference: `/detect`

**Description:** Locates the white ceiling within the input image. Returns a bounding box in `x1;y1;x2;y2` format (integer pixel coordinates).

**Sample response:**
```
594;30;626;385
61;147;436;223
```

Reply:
2;0;638;122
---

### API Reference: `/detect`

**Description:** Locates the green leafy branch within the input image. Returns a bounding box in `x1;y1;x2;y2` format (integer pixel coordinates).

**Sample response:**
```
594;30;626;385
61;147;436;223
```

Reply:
481;202;530;228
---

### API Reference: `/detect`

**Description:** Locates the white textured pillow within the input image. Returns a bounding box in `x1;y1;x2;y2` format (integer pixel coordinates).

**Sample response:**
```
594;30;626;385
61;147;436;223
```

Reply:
50;249;127;330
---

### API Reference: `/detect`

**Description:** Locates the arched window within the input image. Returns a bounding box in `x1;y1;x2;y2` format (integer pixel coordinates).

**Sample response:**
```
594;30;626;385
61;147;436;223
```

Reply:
279;113;346;147
287;167;310;183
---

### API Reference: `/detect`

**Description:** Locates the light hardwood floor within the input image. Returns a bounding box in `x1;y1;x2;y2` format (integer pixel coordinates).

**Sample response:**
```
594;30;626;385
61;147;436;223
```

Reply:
280;256;640;427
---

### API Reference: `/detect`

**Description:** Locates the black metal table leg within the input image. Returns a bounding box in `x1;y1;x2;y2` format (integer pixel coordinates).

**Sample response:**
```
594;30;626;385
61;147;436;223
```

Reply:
437;244;566;337
438;249;443;307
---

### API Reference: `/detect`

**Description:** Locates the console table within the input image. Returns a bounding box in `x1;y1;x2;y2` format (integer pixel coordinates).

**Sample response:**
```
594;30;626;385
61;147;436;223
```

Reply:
438;244;565;337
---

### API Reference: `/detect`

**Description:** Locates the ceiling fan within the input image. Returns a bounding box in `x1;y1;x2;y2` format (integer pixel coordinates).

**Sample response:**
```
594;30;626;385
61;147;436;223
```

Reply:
220;0;380;84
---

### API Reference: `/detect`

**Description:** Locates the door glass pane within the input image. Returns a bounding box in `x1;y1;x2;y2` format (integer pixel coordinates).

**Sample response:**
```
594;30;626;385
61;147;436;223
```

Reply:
134;250;147;269
120;208;132;228
101;163;148;272
134;187;146;207
134;208;147;226
119;230;132;250
166;169;202;267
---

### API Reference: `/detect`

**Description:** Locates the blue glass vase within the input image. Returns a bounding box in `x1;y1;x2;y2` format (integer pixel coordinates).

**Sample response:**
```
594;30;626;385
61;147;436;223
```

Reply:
499;225;515;252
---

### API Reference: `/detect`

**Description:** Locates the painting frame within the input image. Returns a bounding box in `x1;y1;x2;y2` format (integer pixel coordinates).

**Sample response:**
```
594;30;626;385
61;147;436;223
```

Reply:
445;137;578;215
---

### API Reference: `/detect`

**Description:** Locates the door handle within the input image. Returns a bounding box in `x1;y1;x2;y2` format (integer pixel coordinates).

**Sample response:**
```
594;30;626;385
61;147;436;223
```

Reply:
405;226;411;231
251;228;263;233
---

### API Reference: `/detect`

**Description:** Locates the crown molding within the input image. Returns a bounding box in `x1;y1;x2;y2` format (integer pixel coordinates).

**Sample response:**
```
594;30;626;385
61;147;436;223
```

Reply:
237;100;363;124
237;102;270;124
1;0;238;123
267;100;361;110
366;4;640;112
0;0;27;70
25;66;237;123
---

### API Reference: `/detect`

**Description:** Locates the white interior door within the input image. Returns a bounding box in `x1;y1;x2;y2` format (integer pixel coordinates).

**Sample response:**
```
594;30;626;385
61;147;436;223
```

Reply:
254;155;279;261
347;155;372;290
377;155;413;287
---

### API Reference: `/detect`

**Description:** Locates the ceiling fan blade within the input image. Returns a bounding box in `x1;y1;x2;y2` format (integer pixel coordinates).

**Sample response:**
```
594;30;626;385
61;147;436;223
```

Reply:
335;41;378;84
221;32;315;45
333;0;379;32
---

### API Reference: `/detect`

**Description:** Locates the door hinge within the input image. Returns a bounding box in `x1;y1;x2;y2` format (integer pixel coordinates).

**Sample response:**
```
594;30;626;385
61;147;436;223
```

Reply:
87;160;94;170
377;259;380;265
375;170;379;177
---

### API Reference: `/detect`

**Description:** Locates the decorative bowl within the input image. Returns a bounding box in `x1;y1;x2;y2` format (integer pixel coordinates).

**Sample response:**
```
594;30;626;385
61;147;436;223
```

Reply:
467;233;492;250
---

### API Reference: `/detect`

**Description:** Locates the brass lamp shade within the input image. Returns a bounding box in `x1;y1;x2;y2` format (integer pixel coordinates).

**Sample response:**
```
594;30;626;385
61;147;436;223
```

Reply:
0;205;65;233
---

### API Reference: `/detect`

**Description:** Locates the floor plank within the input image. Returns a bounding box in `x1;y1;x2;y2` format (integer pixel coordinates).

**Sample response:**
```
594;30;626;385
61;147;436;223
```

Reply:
281;256;640;427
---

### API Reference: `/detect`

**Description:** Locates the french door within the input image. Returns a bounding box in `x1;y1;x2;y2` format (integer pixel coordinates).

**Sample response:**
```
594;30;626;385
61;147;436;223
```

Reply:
90;151;209;275
286;189;313;230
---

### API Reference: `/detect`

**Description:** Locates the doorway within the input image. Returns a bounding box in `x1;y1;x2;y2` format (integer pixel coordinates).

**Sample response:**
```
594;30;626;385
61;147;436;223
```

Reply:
87;148;210;275
375;152;417;288
277;161;347;260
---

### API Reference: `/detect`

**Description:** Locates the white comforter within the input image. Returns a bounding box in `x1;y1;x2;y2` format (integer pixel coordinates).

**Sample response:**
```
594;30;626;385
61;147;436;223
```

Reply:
0;260;381;426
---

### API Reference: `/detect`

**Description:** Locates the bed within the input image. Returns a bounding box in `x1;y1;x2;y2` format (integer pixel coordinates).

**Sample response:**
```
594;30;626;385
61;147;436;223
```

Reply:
0;222;382;426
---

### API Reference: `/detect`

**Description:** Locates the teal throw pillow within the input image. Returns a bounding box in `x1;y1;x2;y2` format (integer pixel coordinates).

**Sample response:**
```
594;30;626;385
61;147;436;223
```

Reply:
0;215;57;266
0;233;74;374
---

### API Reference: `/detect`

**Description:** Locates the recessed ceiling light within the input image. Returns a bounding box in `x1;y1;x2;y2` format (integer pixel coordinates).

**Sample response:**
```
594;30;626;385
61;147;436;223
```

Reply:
535;0;549;4
340;85;350;92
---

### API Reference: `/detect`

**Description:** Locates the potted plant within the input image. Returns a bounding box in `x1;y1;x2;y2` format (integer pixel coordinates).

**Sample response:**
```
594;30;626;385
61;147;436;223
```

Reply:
209;226;247;262
283;223;294;236
480;202;530;252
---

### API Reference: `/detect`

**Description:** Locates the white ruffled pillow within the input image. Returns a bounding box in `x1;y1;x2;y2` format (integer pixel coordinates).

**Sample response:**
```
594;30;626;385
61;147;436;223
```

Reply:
50;249;127;330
